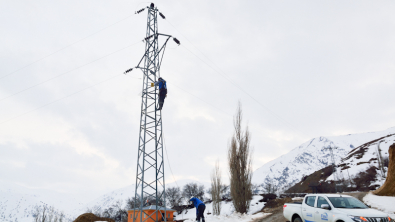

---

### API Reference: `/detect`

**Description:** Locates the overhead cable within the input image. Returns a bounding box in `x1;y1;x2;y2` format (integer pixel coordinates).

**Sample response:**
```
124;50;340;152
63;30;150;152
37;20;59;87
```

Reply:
0;13;138;81
164;19;307;136
0;41;142;103
124;75;232;117
0;74;122;125
180;43;307;137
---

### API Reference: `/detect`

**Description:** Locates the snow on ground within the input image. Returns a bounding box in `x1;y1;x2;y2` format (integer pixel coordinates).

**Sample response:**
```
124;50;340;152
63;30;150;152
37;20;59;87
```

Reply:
175;195;266;222
363;192;395;219
182;212;270;222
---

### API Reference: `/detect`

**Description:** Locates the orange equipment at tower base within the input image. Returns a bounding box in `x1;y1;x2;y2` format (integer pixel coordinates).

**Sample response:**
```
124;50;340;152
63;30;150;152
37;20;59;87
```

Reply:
128;205;176;222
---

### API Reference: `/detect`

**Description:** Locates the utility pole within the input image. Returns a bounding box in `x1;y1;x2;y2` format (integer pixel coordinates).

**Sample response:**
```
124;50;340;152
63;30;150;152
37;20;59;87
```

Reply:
125;3;180;222
346;168;352;187
377;140;386;178
325;145;340;193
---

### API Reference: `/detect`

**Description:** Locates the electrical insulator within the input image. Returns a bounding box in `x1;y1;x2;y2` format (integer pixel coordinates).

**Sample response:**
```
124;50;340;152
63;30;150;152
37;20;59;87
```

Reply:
136;8;145;14
150;3;154;8
124;68;133;74
145;34;154;41
173;38;180;45
159;12;166;19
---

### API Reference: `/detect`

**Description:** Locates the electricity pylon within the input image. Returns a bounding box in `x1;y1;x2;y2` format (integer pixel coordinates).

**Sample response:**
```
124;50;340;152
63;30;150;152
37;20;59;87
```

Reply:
126;3;179;222
325;145;340;193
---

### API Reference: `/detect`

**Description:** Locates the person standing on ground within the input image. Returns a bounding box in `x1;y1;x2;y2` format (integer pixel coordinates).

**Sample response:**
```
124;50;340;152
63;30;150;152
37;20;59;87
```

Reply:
154;77;167;110
189;196;206;222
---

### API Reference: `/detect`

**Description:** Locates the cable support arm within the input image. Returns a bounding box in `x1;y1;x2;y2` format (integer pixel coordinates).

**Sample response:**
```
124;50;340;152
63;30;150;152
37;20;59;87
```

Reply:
135;8;145;14
135;36;172;70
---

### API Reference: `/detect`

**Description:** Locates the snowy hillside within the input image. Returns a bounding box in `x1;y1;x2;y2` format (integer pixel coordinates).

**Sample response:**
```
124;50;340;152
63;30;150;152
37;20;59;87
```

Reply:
334;132;395;184
71;184;135;216
0;188;79;222
252;127;395;191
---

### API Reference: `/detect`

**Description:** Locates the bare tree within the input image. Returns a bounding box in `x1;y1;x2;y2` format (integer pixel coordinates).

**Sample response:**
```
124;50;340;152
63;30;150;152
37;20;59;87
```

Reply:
33;205;65;222
251;184;260;195
182;183;205;201
126;194;149;210
165;187;183;208
264;178;278;194
228;102;253;214
211;160;222;215
33;206;41;222
47;206;55;222
220;185;230;199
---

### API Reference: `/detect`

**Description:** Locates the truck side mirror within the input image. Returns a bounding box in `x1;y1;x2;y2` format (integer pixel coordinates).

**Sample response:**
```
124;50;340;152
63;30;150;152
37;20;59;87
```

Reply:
321;204;331;210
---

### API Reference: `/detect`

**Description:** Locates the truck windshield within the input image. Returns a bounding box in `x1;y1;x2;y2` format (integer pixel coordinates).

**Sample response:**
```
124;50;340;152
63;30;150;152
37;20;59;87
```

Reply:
328;197;368;209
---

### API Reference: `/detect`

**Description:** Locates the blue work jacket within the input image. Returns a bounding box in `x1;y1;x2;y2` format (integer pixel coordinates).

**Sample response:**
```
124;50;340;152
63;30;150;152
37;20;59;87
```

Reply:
190;197;205;209
154;80;167;89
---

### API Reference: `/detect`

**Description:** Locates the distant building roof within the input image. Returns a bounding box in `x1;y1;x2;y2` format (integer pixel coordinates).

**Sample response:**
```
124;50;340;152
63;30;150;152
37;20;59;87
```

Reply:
128;205;176;212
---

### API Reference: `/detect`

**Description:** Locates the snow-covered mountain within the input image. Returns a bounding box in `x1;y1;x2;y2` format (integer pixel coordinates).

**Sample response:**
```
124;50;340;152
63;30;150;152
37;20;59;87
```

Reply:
0;188;82;222
252;127;395;191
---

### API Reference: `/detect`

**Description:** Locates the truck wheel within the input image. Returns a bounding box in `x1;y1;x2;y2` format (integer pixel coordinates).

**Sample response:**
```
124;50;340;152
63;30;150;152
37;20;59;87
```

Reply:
293;217;302;222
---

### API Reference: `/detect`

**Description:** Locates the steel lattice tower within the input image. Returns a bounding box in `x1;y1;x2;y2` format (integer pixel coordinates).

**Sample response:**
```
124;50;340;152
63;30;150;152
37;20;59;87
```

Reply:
131;3;174;222
326;145;340;192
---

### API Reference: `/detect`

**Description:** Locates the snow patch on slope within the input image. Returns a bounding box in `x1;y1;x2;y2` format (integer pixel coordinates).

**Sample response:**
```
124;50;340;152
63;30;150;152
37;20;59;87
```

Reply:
335;133;395;184
252;127;395;191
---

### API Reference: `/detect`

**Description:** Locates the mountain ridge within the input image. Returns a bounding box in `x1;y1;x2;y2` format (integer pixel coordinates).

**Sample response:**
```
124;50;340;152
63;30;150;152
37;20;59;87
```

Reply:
251;127;395;191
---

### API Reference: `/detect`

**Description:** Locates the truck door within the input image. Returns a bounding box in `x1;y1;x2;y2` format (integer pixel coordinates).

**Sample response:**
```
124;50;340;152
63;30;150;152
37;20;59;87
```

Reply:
303;196;316;222
315;196;332;222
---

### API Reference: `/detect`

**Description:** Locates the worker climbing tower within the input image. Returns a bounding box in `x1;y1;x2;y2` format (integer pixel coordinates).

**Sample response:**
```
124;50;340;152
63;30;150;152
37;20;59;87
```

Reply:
126;3;180;222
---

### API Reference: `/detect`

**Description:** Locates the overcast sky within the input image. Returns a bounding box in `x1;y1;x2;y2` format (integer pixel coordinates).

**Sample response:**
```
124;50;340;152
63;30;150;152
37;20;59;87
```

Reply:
1;0;395;201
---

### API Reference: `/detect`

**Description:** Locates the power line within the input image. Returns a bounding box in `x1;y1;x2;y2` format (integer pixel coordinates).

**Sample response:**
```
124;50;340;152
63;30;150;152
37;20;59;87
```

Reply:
180;44;305;135
0;13;137;81
166;20;308;137
0;74;122;125
124;75;232;118
0;41;142;103
163;131;180;190
171;83;232;117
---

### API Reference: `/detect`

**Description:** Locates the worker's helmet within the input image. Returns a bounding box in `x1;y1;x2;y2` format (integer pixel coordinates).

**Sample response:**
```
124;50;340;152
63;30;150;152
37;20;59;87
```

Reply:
158;77;163;80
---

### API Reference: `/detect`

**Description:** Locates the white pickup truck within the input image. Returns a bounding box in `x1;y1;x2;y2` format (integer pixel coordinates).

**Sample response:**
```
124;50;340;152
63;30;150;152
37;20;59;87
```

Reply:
283;194;392;222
